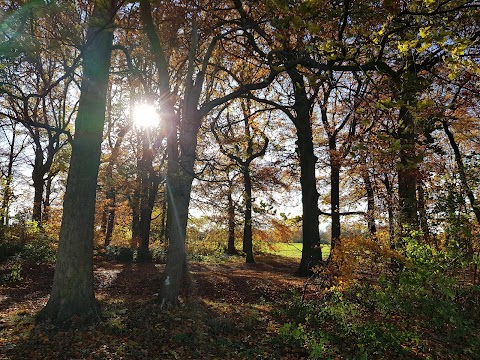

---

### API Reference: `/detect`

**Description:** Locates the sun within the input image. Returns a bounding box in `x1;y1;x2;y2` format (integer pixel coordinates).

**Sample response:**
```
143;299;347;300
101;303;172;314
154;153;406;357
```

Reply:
133;103;160;129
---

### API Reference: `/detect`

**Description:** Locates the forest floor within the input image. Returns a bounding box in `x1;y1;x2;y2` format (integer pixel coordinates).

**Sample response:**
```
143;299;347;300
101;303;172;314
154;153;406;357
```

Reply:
0;254;313;359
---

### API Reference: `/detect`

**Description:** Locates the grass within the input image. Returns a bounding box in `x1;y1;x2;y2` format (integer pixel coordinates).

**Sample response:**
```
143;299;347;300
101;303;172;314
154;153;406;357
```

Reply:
269;242;331;260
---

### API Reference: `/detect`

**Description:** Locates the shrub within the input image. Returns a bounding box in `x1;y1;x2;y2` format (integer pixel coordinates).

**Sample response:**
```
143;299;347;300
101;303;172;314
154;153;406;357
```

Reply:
275;236;480;359
1;259;23;283
150;246;167;263
0;222;56;264
0;237;23;262
105;246;134;262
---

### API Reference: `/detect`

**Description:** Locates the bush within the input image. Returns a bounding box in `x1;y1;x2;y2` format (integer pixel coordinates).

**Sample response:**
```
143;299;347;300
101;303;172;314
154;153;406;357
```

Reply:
150;246;167;263
0;222;56;264
275;236;480;359
0;237;23;262
1;259;23;283
105;246;134;262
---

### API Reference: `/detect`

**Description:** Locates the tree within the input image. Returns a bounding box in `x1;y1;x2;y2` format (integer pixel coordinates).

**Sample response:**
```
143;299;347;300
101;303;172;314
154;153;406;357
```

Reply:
211;100;270;263
138;0;284;305
39;0;117;323
0;119;28;226
317;73;365;250
0;15;76;224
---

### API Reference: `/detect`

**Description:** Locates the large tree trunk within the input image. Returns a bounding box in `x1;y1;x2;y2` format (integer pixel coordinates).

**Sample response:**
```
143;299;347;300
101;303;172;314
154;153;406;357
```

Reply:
295;131;322;276
158;96;196;305
288;69;322;277
159;186;167;243
139;0;192;306
397;106;419;236
38;0;115;324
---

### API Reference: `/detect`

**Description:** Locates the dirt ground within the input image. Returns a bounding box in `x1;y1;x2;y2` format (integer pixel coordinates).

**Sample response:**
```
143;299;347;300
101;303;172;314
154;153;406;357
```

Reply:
0;254;310;359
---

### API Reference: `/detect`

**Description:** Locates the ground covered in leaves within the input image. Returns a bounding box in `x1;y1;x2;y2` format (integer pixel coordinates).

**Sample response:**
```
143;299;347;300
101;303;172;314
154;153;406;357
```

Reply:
0;254;309;359
2;250;479;359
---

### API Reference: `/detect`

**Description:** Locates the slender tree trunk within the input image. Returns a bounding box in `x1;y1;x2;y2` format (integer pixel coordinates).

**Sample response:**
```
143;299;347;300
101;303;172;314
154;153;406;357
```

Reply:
1;176;13;226
138;176;160;261
243;168;254;263
43;174;54;222
1;124;16;226
362;167;377;237
226;182;238;255
102;123;129;246
104;187;116;247
329;137;341;250
1;146;15;226
38;0;116;324
137;128;161;260
130;188;140;248
417;179;431;241
241;103;257;263
443;121;480;224
382;175;396;249
31;130;58;225
32;148;45;224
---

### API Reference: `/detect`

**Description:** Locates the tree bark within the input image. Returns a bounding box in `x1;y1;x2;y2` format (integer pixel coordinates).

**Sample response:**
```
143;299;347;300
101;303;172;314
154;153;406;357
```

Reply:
43;175;53;222
329;137;341;250
102;127;129;247
226;182;238;255
32;146;44;224
140;0;278;304
130;190;141;248
417;179;431;241
243;167;254;263
443;121;480;224
287;69;322;276
362;166;377;237
139;0;191;305
397;106;419;235
381;175;396;249
1;124;16;226
104;187;116;247
160;108;195;305
159;186;167;243
138;173;160;261
38;0;116;324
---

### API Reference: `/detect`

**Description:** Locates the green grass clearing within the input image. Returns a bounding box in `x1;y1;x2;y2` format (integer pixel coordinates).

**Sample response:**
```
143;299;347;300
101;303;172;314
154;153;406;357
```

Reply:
269;242;330;260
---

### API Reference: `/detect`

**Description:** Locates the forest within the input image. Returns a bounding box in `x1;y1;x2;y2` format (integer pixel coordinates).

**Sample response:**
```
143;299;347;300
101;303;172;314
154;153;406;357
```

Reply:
1;0;480;359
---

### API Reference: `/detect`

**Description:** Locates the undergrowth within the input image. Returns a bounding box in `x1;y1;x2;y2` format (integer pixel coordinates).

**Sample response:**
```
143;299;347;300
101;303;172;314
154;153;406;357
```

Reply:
275;236;480;359
0;222;56;284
